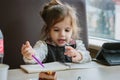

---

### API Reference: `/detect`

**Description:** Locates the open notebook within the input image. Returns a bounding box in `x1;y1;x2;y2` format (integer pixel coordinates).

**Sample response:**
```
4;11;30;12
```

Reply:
20;61;102;73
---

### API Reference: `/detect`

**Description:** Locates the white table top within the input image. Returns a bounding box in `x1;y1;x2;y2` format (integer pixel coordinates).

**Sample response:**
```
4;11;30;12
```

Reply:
8;62;120;80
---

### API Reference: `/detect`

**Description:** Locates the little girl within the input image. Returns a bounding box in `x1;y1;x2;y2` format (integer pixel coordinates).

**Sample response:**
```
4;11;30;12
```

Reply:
21;0;91;64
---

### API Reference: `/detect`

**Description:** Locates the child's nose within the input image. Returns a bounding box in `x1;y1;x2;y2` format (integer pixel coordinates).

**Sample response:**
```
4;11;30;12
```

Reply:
60;31;65;36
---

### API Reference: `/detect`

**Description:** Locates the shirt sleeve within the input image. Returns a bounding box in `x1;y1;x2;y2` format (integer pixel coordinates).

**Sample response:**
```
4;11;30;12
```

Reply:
75;40;92;63
23;40;48;64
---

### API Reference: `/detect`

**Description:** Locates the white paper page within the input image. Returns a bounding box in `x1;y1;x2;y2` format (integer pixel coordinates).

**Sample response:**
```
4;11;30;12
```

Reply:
69;61;103;69
20;62;69;73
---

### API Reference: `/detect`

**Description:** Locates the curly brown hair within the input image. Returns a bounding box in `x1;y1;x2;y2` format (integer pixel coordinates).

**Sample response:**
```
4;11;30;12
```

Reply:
40;0;80;40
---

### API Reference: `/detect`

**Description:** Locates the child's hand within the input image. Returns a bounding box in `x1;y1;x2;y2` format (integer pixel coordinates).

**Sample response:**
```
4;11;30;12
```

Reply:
21;41;35;60
64;46;82;62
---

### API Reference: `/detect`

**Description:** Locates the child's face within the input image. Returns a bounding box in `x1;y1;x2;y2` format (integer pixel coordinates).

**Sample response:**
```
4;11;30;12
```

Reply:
50;17;73;46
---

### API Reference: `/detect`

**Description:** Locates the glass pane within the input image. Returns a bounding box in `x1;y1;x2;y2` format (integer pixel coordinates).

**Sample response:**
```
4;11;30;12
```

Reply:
86;0;120;41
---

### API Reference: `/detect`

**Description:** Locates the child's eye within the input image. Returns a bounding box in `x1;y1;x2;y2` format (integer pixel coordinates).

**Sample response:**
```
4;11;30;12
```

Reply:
54;29;59;31
65;29;70;32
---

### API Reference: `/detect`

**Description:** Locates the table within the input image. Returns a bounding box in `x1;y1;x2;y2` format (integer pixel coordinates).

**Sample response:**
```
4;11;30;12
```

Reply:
8;62;120;80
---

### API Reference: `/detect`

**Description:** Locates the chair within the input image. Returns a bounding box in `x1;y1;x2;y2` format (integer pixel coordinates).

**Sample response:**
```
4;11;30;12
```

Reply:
0;0;88;69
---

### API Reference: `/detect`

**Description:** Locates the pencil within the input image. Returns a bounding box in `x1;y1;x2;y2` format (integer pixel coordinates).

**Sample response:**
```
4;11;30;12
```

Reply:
32;55;45;68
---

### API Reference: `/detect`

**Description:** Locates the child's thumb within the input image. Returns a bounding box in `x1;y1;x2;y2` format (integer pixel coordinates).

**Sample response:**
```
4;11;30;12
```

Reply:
26;41;31;47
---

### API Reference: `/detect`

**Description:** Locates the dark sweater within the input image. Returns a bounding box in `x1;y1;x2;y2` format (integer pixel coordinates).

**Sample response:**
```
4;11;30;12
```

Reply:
43;43;76;63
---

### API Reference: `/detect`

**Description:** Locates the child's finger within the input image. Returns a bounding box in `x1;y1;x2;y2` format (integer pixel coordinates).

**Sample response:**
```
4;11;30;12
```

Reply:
21;47;29;55
26;41;31;48
22;48;33;59
65;46;74;50
72;57;78;62
64;50;75;57
64;52;71;57
21;44;25;51
21;44;27;54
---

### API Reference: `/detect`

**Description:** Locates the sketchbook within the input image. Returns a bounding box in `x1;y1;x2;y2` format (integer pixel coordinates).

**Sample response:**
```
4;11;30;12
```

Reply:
20;61;101;73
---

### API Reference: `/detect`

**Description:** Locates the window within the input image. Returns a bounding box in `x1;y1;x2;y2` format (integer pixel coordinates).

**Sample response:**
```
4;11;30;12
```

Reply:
86;0;120;42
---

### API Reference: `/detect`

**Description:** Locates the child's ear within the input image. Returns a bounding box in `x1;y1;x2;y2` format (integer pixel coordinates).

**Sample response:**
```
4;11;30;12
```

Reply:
49;0;62;5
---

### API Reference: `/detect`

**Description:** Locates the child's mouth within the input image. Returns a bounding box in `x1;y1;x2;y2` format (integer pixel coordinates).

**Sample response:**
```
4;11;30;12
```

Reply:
58;39;66;44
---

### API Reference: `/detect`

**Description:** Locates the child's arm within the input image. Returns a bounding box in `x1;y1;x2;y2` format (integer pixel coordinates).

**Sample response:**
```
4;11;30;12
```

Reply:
64;46;83;62
21;41;36;63
75;40;92;63
21;40;48;64
64;40;91;63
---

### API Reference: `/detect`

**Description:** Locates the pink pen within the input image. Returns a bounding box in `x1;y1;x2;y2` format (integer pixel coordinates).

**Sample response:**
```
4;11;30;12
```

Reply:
32;55;45;68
